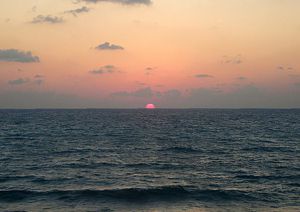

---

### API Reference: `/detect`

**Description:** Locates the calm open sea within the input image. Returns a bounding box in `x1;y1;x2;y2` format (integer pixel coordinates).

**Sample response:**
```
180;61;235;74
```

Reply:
0;109;299;211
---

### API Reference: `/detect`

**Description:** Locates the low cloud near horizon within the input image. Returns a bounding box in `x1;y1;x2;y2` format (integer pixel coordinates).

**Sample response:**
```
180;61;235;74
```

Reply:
1;85;299;108
8;78;30;86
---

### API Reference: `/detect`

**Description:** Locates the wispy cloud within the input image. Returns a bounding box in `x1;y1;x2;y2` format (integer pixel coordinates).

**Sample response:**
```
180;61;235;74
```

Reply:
89;65;120;75
31;15;64;24
8;78;30;85
222;55;243;65
64;6;90;17
237;76;247;80
0;49;40;63
145;66;156;75
33;79;44;85
32;6;37;12
8;75;45;86
277;65;294;71
135;81;147;86
195;74;214;78
34;74;44;78
78;0;152;5
95;42;124;50
33;75;45;85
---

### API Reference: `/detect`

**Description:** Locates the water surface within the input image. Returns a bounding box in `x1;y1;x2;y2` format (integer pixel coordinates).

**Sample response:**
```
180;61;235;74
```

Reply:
0;109;299;211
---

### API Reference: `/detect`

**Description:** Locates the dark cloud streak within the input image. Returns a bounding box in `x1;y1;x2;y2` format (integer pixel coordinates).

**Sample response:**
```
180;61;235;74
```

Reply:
8;78;30;85
195;74;214;78
95;42;124;50
0;49;40;63
64;6;90;16
31;15;64;24
89;65;119;75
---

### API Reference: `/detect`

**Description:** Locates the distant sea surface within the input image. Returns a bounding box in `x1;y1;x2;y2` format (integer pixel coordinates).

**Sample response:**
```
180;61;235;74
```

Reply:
0;109;299;211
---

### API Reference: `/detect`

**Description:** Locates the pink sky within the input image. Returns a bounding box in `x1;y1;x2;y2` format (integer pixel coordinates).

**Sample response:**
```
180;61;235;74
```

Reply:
0;0;300;108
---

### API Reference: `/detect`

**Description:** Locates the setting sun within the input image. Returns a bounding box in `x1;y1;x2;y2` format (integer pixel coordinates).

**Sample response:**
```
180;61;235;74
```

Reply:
0;1;299;211
145;104;156;109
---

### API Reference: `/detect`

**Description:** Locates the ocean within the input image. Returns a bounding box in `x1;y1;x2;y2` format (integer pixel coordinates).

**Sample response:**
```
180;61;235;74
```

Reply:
0;109;299;211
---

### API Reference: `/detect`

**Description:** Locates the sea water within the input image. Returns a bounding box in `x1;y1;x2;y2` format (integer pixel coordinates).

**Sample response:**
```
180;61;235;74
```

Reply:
0;109;299;211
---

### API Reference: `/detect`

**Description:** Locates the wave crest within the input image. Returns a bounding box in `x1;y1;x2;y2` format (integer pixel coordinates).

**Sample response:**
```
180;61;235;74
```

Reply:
0;185;264;203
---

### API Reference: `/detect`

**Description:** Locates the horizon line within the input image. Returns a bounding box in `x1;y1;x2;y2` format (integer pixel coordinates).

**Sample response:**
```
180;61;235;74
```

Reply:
0;107;299;110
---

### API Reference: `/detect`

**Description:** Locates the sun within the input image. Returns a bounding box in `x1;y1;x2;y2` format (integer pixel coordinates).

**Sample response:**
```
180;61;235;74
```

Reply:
145;103;156;109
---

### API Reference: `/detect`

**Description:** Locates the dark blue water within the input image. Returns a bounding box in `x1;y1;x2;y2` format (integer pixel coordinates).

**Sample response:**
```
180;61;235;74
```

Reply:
0;109;299;211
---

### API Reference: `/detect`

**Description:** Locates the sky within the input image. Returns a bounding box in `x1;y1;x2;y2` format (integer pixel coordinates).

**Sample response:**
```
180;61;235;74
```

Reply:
0;0;300;108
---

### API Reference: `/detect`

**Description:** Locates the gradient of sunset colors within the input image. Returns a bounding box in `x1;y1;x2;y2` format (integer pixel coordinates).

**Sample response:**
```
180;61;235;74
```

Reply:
0;0;300;108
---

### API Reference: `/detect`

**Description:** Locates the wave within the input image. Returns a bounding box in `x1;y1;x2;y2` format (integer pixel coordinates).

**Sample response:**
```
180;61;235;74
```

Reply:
161;146;202;153
234;174;300;181
125;162;193;170
242;146;294;153
0;175;72;184
0;185;265;203
0;175;37;183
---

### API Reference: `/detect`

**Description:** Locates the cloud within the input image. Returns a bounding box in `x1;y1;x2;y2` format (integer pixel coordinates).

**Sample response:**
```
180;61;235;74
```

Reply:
1;85;300;108
222;55;243;65
132;87;153;98
89;65;119;74
295;82;300;87
289;74;300;78
186;86;262;108
8;75;45;86
145;67;154;71
64;6;90;17
135;81;147;86
237;76;247;80
0;91;100;109
195;74;214;78
145;66;157;75
95;42;124;50
111;87;153;98
31;15;64;24
111;87;180;102
277;66;284;71
162;89;181;98
8;78;30;85
34;74;44;78
32;6;37;12
33;75;45;85
184;85;300;108
79;0;152;5
277;65;294;71
156;89;184;107
0;49;40;63
33;79;44;85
